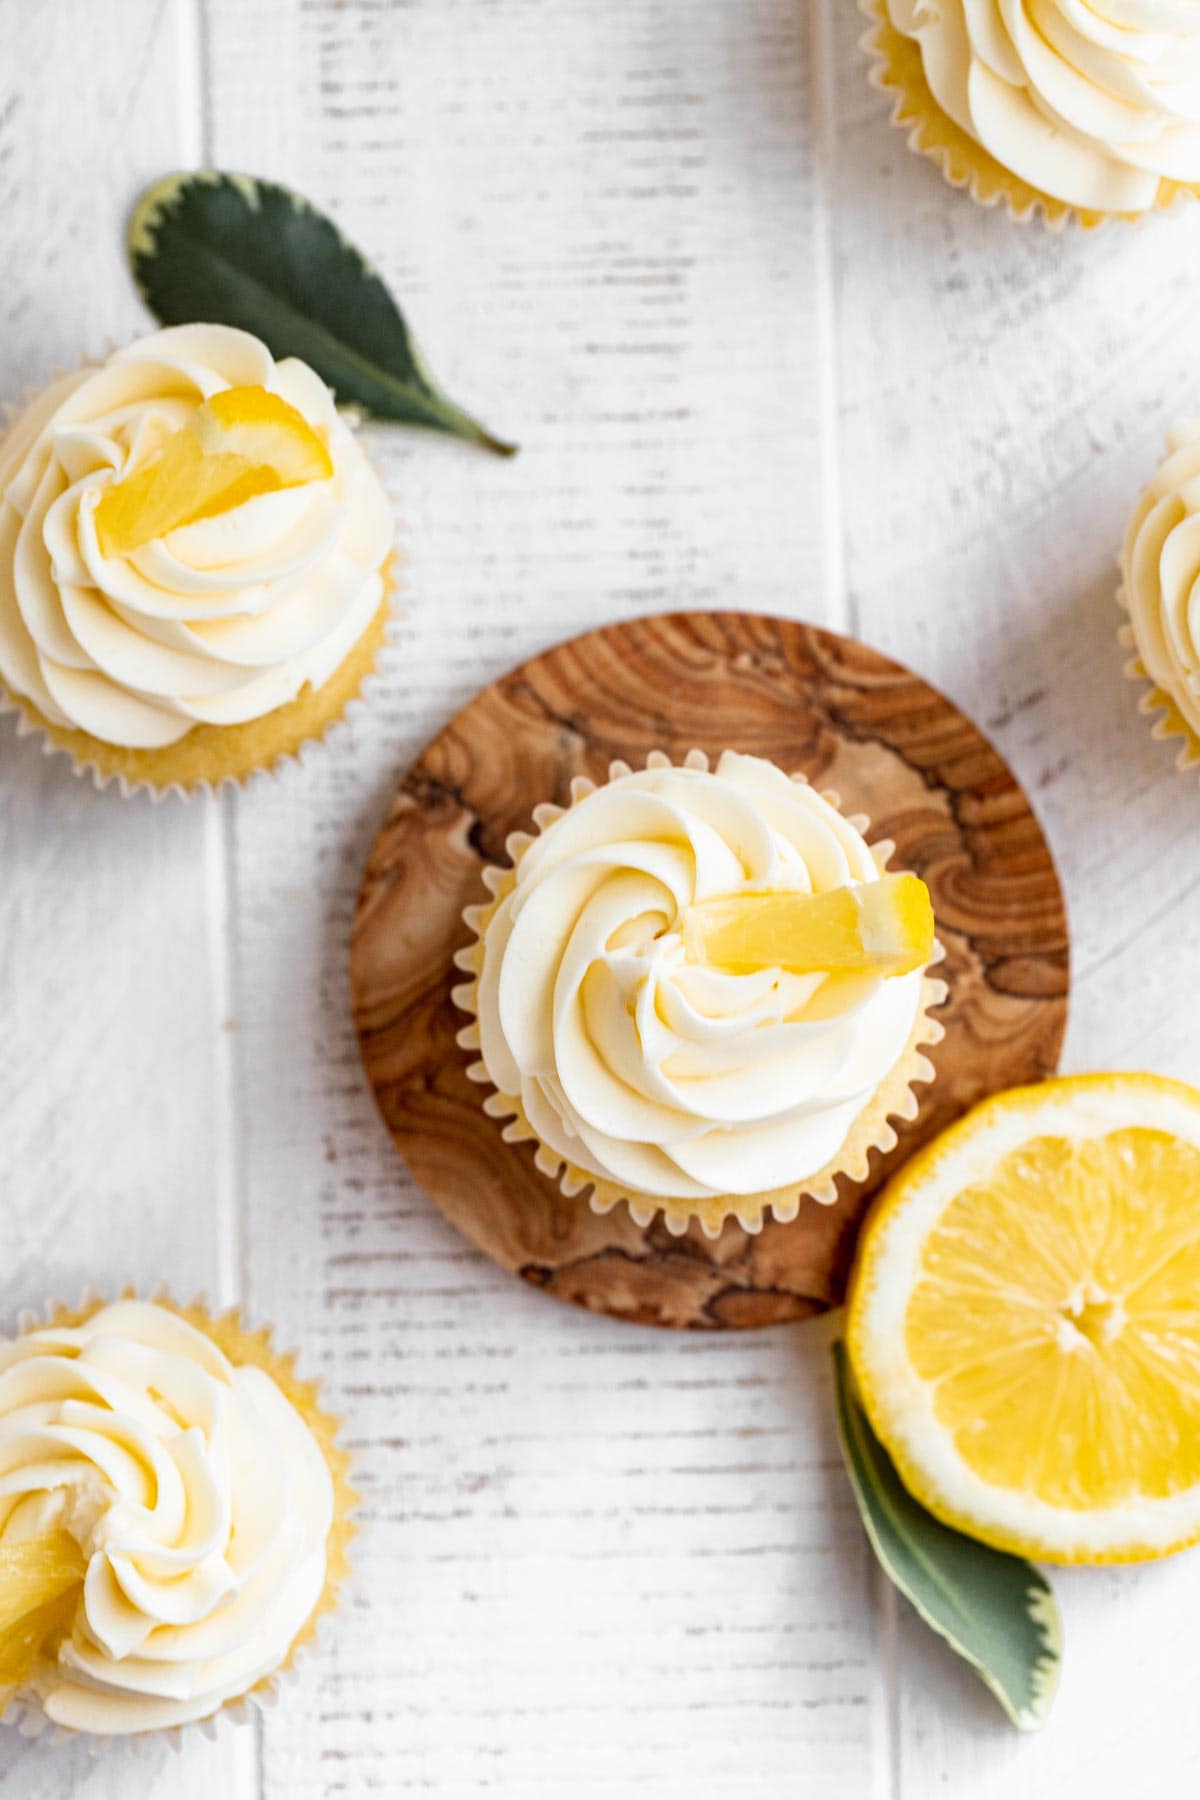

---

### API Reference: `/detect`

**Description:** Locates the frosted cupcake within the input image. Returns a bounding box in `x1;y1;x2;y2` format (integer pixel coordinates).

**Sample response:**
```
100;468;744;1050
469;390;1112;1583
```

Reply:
865;0;1200;227
0;324;395;794
0;1297;353;1739
1119;412;1200;773
454;751;944;1237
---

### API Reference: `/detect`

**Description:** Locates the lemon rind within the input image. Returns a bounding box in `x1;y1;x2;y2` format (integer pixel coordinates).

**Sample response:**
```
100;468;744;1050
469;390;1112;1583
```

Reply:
847;1072;1200;1564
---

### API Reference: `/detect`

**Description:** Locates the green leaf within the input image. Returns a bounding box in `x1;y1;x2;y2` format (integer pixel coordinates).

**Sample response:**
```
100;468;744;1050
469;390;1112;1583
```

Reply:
832;1341;1061;1732
128;171;516;457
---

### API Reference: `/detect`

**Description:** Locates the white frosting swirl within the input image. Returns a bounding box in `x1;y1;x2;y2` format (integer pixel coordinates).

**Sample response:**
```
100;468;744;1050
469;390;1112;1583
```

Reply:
887;0;1200;212
0;325;393;747
0;1300;334;1735
472;753;925;1207
1122;411;1200;743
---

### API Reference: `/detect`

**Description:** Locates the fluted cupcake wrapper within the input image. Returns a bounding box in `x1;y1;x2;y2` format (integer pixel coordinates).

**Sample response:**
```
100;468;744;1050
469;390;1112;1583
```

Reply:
452;748;947;1241
1116;619;1200;778
859;0;1199;232
0;1287;358;1752
0;356;401;800
0;583;396;801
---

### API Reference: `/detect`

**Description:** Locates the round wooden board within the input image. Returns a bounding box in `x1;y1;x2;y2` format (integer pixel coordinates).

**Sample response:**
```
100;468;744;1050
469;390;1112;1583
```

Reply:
351;612;1069;1329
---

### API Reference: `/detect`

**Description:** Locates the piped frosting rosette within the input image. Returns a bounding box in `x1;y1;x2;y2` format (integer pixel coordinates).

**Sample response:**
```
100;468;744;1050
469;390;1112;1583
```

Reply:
0;1295;354;1742
862;0;1200;227
1119;411;1200;773
0;324;395;793
454;751;945;1238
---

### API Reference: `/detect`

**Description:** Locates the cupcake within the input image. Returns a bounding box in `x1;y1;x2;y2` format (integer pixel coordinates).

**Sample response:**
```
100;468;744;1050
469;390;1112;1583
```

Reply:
0;324;396;794
0;1296;353;1739
1119;412;1200;773
864;0;1200;227
454;750;944;1238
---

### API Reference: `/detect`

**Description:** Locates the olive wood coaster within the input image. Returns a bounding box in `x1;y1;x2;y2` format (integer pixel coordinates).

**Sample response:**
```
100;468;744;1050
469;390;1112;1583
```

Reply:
351;611;1069;1330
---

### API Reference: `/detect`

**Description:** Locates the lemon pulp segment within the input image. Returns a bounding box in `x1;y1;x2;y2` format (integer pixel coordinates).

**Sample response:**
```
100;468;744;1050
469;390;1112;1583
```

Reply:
906;1126;1200;1509
847;1075;1200;1563
0;1531;86;1691
93;384;334;557
683;872;934;978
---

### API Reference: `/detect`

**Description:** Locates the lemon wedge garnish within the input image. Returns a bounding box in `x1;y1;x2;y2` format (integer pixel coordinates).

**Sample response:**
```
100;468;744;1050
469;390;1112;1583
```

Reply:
847;1073;1200;1565
0;1531;85;1691
683;872;934;978
94;384;334;557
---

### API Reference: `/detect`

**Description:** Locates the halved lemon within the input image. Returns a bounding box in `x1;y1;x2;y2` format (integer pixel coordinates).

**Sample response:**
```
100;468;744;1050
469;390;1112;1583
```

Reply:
847;1073;1200;1564
684;872;934;979
93;384;334;557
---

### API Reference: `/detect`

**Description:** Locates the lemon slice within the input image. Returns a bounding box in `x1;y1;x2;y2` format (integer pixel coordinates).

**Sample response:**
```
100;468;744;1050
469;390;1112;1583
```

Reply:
683;872;934;978
94;384;334;557
847;1073;1200;1564
0;1531;85;1691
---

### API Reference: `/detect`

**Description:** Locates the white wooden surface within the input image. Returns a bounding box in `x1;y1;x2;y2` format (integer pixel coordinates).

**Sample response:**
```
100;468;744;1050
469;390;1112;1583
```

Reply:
1;0;1198;1793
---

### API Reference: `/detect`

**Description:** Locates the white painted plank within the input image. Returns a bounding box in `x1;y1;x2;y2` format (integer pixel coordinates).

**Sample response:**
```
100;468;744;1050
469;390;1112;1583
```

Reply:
828;4;1200;1792
205;0;885;1793
0;2;252;1794
13;0;1193;1790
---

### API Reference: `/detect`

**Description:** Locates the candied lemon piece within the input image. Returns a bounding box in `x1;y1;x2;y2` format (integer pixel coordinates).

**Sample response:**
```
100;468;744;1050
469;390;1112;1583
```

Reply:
847;1073;1200;1565
0;1531;85;1691
683;872;934;978
94;384;334;557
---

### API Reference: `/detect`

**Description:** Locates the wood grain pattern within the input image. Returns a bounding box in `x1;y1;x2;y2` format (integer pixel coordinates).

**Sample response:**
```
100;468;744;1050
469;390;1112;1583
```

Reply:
205;5;889;1794
352;611;1068;1328
6;0;1200;1791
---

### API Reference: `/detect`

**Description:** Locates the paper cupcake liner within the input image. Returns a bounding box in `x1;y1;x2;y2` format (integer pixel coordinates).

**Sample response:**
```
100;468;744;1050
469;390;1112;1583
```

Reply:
1116;621;1200;777
0;355;401;800
0;563;400;803
452;748;947;1240
0;1287;357;1751
860;0;1199;231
